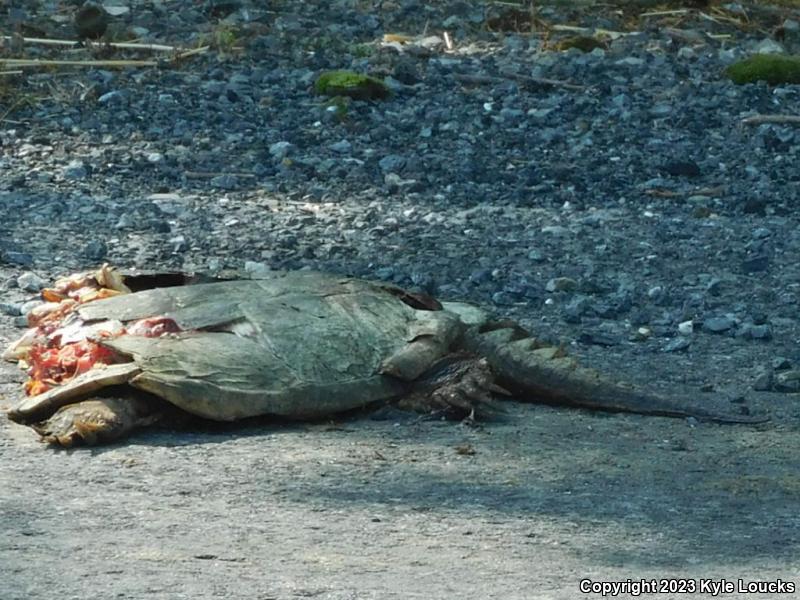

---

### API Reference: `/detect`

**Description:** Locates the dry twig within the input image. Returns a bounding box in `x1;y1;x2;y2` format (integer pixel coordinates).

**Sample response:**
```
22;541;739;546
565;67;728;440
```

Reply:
1;35;184;53
454;72;587;92
185;171;257;179
0;58;158;68
443;31;454;51
0;45;208;70
741;114;800;126
549;24;630;40
0;96;29;124
640;10;690;18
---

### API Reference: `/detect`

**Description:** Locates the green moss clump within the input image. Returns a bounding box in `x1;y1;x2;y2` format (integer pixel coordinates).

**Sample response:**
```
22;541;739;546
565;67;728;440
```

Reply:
314;70;390;101
555;36;606;53
725;54;800;85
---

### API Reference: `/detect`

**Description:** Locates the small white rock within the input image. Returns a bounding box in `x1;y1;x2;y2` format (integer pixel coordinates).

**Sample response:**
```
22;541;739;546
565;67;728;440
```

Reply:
20;299;45;315
269;141;294;159
755;38;785;55
17;272;46;292
244;261;272;279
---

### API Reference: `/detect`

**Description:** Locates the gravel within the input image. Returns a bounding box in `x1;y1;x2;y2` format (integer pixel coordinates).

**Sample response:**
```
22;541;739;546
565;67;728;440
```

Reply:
2;1;800;598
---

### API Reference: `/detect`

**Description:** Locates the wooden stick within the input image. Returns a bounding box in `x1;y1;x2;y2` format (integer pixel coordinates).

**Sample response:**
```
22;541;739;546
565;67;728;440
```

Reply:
0;70;24;75
185;171;257;179
0;96;28;123
742;114;800;126
549;24;630;39
443;30;454;51
1;58;158;67
174;46;210;59
512;73;587;91
1;35;182;53
698;11;725;25
640;10;690;18
454;72;587;92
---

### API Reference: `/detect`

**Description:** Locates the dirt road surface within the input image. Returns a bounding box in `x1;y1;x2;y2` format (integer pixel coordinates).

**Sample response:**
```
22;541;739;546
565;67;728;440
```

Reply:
2;346;798;599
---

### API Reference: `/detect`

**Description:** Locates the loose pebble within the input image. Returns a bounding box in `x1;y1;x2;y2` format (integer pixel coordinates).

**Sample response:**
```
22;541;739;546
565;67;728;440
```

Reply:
17;272;46;292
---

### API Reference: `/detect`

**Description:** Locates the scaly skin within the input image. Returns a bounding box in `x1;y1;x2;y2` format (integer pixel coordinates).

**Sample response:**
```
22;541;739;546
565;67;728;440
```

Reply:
462;322;767;424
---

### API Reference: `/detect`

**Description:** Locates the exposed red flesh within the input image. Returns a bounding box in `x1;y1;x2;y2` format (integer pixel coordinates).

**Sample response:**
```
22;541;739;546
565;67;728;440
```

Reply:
25;340;119;396
18;265;182;397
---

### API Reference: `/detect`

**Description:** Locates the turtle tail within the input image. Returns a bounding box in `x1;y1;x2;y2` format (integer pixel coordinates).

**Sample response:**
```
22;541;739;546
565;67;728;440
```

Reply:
461;322;768;424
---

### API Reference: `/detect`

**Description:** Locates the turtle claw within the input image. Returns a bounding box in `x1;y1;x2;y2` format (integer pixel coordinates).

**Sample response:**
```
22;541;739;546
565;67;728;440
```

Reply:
460;408;478;428
399;355;507;420
30;395;161;448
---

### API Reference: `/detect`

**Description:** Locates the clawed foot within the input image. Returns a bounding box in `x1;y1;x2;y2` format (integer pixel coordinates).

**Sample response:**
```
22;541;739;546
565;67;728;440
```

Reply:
398;354;508;420
30;395;161;447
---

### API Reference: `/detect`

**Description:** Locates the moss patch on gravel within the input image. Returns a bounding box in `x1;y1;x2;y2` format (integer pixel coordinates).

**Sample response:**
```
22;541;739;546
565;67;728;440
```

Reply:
314;70;390;101
726;54;800;85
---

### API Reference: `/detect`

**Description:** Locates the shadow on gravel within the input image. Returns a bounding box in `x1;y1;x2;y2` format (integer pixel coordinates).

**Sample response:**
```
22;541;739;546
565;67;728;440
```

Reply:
274;415;799;568
69;422;306;454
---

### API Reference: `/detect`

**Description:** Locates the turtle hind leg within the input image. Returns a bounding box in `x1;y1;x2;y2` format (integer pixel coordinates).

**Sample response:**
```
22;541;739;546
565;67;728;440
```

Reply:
396;354;508;420
31;391;164;448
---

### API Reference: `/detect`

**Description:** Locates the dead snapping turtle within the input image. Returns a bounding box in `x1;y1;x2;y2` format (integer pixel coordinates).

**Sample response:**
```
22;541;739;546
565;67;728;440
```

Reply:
4;267;765;447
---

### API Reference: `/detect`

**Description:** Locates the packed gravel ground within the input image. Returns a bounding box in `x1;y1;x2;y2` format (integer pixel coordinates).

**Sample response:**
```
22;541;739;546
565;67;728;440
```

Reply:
2;1;800;598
